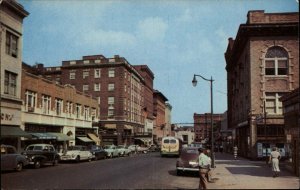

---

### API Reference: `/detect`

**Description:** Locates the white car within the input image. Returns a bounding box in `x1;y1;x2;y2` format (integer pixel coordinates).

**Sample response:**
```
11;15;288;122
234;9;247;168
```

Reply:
59;145;93;162
103;145;119;158
116;145;131;156
128;145;148;154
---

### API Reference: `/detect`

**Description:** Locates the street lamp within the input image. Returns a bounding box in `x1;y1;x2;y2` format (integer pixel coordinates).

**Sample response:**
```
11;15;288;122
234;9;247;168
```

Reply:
192;74;215;168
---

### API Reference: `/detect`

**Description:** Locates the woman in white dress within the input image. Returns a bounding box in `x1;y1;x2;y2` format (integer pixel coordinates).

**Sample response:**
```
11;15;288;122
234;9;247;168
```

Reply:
269;147;281;177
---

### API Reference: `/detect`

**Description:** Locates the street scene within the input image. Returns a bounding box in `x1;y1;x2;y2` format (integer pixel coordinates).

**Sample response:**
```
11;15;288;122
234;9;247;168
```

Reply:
1;152;299;189
1;0;299;189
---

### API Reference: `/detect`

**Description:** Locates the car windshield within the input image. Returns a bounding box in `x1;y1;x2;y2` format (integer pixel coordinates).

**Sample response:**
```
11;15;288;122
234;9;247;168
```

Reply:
68;146;82;151
26;146;43;151
117;145;124;148
104;145;112;149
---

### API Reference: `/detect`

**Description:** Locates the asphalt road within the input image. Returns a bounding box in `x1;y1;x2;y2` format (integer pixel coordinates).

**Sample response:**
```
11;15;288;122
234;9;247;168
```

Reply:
1;152;199;189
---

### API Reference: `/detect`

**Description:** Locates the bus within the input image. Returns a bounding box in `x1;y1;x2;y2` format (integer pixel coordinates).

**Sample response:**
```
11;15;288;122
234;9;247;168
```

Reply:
161;136;183;157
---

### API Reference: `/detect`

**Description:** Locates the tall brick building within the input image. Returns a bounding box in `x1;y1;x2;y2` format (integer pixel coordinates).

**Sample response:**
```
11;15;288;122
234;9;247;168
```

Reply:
43;55;145;145
153;90;168;145
225;10;299;159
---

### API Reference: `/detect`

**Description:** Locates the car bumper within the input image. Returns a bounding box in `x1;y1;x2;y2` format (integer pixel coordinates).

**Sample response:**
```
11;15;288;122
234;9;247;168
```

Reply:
176;167;199;172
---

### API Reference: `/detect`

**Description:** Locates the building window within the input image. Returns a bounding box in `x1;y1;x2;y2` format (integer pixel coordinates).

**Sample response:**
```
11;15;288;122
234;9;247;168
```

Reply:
55;98;63;116
108;68;115;78
108;109;114;119
84;106;89;120
94;69;101;78
97;96;101;105
66;101;73;117
83;70;89;79
265;92;284;114
108;97;115;105
25;90;37;112
91;108;96;121
108;83;115;91
69;71;76;79
265;46;288;76
42;95;51;114
94;83;100;91
75;104;81;118
83;85;89;91
4;71;17;96
6;31;18;58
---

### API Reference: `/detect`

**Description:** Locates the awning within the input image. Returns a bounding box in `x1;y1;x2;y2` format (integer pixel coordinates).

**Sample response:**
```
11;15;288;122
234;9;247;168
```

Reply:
1;126;32;138
105;124;116;129
47;132;73;141
30;132;57;140
77;137;94;143
124;125;133;130
87;133;101;145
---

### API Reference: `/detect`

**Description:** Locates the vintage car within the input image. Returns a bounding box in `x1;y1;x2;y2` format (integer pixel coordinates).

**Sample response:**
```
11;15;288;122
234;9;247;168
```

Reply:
103;145;119;158
59;145;93;162
128;145;148;154
87;145;107;160
23;144;60;169
116;145;131;156
1;144;29;172
176;147;199;175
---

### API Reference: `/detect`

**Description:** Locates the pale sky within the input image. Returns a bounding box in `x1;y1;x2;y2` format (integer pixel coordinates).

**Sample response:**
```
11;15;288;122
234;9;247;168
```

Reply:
19;0;299;124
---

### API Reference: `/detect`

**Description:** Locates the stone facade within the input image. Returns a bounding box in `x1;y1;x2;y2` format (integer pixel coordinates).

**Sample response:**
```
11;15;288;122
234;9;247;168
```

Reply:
225;10;299;159
0;0;29;152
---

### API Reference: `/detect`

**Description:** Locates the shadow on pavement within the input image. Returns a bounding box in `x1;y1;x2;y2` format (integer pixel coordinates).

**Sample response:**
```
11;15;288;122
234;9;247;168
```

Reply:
168;169;199;178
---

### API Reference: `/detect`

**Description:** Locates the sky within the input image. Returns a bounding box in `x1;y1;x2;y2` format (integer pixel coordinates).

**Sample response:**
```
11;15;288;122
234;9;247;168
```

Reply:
19;0;299;125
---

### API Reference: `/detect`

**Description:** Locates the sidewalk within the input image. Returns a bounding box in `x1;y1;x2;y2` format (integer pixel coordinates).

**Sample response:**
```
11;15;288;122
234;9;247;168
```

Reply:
207;152;300;189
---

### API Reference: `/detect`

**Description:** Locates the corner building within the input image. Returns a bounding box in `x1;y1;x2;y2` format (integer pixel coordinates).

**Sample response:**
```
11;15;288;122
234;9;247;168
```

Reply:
225;10;299;159
0;0;29;152
56;55;145;145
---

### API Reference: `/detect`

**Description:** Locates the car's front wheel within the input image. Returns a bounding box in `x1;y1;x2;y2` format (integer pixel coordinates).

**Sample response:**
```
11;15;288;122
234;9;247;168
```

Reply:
34;160;41;169
176;169;182;176
76;156;80;163
15;162;23;172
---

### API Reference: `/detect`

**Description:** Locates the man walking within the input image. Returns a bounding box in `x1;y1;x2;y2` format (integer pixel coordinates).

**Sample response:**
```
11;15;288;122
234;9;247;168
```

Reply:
198;148;210;190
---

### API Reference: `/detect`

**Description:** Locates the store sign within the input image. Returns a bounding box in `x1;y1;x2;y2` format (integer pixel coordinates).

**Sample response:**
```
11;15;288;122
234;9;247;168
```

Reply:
1;108;21;125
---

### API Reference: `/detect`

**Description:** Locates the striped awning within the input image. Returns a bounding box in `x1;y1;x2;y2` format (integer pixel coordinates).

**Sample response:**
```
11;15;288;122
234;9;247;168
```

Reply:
87;133;101;145
77;136;94;143
124;125;133;130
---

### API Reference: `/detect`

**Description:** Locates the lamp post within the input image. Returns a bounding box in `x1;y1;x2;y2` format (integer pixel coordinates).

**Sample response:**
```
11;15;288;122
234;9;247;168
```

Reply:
192;74;215;168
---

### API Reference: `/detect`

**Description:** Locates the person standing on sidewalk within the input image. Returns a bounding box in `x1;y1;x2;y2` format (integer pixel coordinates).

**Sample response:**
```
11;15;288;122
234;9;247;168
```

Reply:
204;149;213;183
269;147;281;177
233;145;238;159
197;148;210;190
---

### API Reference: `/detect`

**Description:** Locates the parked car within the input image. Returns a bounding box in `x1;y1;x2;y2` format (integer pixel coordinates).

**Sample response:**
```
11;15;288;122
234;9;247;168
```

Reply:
23;144;60;169
176;147;199;176
103;145;119;158
116;145;131;156
87;145;107;160
59;145;93;162
128;145;148;154
1;144;29;172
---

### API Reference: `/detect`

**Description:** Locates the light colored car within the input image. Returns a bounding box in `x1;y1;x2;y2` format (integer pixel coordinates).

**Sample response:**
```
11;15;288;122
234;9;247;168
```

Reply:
59;145;93;162
116;145;131;156
128;145;148;154
103;145;119;158
1;145;29;172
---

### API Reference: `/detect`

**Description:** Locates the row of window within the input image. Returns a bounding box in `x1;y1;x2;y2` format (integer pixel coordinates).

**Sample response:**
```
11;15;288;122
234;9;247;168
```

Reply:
70;68;115;79
25;90;97;121
82;83;115;92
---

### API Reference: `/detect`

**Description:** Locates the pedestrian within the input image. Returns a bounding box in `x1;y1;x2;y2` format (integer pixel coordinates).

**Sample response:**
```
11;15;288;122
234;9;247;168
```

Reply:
197;148;210;190
204;149;213;183
269;147;281;177
233;145;238;160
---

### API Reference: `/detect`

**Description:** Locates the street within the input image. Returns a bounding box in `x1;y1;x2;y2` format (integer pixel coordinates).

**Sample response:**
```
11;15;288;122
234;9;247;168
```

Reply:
1;152;199;189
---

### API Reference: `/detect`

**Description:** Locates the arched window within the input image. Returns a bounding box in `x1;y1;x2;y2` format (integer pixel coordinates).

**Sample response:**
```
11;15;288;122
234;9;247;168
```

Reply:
265;46;288;76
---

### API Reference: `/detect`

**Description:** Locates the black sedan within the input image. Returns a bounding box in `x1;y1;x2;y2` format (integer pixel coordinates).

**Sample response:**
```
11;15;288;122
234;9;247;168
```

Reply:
87;145;107;160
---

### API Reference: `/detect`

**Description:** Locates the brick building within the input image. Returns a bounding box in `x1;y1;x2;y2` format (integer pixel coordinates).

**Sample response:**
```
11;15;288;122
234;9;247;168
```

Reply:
43;55;145;145
225;10;299;159
21;64;100;149
193;113;223;143
153;90;168;145
0;0;30;152
280;88;299;176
